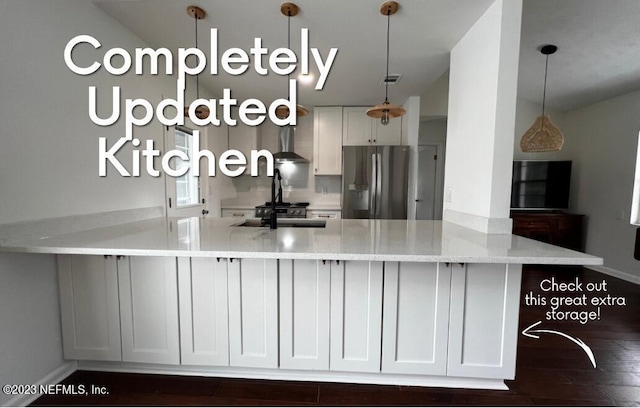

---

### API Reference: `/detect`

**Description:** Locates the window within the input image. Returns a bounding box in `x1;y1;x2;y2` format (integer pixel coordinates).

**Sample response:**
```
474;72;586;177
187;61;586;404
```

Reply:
174;127;200;207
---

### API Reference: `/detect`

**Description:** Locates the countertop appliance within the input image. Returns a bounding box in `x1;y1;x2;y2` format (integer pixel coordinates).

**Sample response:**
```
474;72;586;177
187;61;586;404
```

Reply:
342;145;409;219
255;202;309;219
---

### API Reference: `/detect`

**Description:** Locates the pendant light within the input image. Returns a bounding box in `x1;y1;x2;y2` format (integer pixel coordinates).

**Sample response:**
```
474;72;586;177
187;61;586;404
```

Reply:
275;2;309;120
366;1;405;125
184;5;209;120
520;45;564;152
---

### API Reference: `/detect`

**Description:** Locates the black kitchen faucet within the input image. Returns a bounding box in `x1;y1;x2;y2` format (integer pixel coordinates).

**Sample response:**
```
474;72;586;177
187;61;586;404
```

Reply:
270;168;283;229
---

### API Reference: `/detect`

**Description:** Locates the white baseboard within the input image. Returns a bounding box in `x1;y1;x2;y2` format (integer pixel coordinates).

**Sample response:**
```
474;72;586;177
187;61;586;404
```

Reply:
586;265;640;285
77;360;508;391
3;361;77;407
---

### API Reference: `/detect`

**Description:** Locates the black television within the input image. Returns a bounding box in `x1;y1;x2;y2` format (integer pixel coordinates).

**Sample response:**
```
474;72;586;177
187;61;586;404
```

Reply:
511;160;572;210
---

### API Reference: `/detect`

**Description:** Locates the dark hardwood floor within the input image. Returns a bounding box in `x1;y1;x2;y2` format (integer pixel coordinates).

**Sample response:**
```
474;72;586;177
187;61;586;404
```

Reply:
32;266;640;406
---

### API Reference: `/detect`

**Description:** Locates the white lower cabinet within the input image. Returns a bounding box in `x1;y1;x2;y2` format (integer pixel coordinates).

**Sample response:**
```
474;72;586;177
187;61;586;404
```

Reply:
57;255;121;361
118;256;180;365
58;254;520;384
330;260;384;373
279;259;331;370
381;262;451;375
177;257;229;366
447;263;522;379
227;258;279;368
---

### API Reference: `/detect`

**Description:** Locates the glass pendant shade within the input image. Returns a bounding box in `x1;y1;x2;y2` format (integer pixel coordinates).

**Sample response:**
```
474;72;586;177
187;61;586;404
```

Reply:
520;115;564;152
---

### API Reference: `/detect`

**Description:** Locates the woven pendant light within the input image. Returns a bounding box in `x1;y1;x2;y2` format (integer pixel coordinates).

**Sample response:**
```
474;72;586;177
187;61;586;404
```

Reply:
366;1;405;125
520;45;564;152
275;2;309;120
184;6;209;120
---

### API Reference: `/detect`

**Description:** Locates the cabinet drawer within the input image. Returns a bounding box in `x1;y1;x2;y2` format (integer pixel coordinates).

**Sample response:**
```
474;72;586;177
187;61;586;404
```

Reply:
221;209;255;218
307;210;341;219
513;217;557;231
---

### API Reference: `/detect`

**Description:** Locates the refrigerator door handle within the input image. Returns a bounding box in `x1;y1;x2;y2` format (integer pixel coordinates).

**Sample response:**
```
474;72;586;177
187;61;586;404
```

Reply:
375;153;383;219
370;152;377;218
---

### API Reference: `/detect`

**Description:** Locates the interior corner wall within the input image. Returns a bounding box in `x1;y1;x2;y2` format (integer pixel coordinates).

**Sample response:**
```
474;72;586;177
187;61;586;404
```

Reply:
420;70;449;119
561;90;640;279
443;0;522;230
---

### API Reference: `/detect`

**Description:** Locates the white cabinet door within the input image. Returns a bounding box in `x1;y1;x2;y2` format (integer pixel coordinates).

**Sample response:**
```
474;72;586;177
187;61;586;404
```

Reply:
118;256;180;365
342;106;373;146
228;258;279;368
330;260;383;372
279;259;330;370
381;262;450;375
373;115;402;145
447;263;522;379
221;208;255;218
313;107;343;175
178;257;229;366
57;255;121;361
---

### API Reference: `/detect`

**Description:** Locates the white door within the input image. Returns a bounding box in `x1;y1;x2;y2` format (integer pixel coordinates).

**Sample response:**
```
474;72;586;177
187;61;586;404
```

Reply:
164;124;208;217
381;262;450;375
279;259;331;370
57;255;122;361
330;260;383;373
416;145;439;220
118;256;180;365
447;263;522;379
177;257;229;366
227;258;279;368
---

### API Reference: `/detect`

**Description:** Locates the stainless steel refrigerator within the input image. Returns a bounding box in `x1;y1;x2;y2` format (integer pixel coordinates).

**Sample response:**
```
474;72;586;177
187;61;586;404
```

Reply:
342;146;409;219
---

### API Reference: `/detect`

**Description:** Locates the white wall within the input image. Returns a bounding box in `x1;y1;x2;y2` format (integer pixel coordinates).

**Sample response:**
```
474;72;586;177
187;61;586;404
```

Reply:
560;91;640;279
443;0;522;233
0;1;184;400
0;1;178;225
420;70;449;119
0;254;66;406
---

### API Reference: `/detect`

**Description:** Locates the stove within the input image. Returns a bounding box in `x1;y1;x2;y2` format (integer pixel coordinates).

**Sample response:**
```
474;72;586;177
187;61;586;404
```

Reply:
255;202;309;219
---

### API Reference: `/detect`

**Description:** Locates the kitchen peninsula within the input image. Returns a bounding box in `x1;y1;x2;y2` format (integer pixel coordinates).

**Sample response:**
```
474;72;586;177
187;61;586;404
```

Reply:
0;215;602;391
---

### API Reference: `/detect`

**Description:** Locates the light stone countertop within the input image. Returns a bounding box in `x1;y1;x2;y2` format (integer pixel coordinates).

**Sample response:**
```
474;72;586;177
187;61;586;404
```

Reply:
0;217;603;265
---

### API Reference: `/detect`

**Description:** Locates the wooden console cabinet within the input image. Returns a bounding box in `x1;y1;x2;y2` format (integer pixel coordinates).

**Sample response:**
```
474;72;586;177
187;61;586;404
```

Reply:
511;211;584;251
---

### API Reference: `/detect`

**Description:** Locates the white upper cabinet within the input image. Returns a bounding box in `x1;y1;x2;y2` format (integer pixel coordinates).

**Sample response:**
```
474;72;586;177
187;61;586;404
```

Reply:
313;106;343;175
343;106;402;146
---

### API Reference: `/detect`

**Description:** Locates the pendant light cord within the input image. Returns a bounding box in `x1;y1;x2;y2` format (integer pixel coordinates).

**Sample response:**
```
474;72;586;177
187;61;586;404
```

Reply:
287;10;291;99
195;12;200;100
384;10;390;103
542;53;549;116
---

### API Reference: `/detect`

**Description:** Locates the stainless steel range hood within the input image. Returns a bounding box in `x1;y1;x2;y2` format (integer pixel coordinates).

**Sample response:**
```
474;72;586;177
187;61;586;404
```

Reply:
274;125;309;164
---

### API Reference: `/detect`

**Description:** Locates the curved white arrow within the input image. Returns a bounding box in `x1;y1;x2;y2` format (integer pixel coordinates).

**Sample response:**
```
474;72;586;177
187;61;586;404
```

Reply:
522;320;596;368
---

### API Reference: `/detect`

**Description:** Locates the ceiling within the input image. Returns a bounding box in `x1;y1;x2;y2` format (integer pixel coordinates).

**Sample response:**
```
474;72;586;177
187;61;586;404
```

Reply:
94;0;640;113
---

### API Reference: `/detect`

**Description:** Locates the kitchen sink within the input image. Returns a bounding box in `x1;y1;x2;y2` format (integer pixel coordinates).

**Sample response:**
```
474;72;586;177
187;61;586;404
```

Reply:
236;219;327;228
